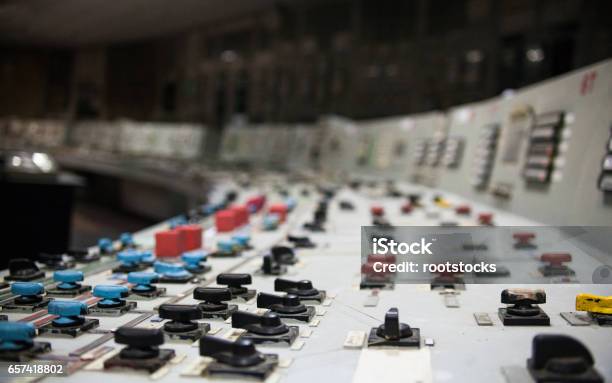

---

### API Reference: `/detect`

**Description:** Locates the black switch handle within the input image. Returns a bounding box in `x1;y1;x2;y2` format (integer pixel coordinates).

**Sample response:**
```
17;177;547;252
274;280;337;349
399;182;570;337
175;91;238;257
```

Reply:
216;273;252;287
257;292;300;308
199;335;264;367
193;287;232;303
274;278;313;292
501;289;546;305
158;304;202;322
529;334;594;373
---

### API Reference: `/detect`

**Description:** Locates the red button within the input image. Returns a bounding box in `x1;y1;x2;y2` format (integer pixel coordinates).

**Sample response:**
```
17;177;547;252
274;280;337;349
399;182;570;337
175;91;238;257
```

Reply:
268;204;288;222
478;213;493;225
215;209;237;232
541;253;572;265
371;205;384;216
155;229;184;257
455;205;471;215
178;224;202;251
230;205;250;226
513;232;535;242
246;195;266;213
401;203;413;214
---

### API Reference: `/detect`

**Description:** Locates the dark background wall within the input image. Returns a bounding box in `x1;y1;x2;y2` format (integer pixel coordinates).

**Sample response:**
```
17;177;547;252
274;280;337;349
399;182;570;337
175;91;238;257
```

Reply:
1;0;611;127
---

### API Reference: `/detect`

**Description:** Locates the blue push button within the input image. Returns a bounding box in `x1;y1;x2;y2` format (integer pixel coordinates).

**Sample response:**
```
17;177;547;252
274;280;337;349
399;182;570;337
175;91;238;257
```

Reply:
47;301;87;326
154;261;192;279
169;216;188;229
98;238;113;253
140;250;155;264
53;270;84;290
128;272;159;292
181;250;207;265
285;197;297;211
11;282;44;297
93;285;128;307
119;232;134;246
263;214;280;230
0;322;36;350
217;239;237;253
181;251;207;273
232;234;251;248
117;250;143;266
202;204;217;216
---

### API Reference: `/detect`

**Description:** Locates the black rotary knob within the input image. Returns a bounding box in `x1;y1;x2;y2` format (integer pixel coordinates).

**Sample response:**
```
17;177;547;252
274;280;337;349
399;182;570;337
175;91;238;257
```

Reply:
376;308;413;340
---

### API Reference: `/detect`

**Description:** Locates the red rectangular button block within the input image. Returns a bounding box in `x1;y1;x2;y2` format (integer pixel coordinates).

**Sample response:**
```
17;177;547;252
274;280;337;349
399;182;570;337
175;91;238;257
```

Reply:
455;205;471;215
177;224;202;251
268;204;288;222
155;229;184;257
230;205;249;226
246;195;266;213
216;209;237;232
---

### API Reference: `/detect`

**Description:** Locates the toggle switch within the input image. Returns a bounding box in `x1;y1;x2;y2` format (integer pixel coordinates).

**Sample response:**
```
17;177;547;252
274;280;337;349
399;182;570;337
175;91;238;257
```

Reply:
261;254;286;276
575;293;612;326
527;334;604;383
199;335;278;380
5;258;44;282
158;304;209;342
339;200;355;210
216;273;255;301
498;288;550;326
256;292;315;323
274;278;326;303
231;311;298;346
38;252;75;270
271;245;298;265
287;235;315;248
367;308;420;348
193;287;238;319
104;327;175;374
